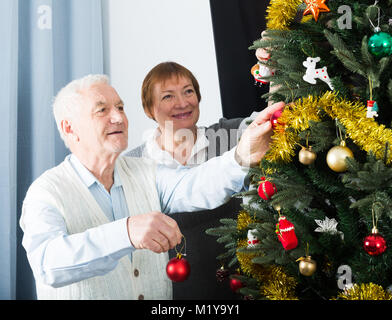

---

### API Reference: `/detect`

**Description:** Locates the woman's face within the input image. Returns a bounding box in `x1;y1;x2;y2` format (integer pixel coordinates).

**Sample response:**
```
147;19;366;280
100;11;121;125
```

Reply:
150;75;200;133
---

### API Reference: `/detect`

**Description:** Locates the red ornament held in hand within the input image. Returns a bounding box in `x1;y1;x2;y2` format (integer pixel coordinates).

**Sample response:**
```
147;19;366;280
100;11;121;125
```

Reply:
166;237;190;282
166;253;191;282
270;109;283;129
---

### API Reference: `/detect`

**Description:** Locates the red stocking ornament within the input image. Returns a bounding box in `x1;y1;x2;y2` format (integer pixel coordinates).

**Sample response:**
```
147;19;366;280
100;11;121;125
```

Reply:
276;216;298;250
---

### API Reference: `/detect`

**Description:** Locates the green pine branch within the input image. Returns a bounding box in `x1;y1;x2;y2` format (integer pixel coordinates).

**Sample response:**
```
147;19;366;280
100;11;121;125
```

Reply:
299;120;336;153
324;30;367;78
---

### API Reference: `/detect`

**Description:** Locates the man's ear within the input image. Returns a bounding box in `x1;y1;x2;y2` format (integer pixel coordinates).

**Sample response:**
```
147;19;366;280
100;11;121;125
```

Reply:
61;119;79;142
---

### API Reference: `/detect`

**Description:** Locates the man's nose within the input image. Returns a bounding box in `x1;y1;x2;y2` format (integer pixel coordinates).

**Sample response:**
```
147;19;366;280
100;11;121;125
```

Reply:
110;108;124;123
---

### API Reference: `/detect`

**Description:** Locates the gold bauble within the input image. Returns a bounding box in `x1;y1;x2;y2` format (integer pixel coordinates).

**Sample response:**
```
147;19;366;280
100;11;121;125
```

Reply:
298;146;317;165
297;256;317;276
326;141;354;172
273;203;282;211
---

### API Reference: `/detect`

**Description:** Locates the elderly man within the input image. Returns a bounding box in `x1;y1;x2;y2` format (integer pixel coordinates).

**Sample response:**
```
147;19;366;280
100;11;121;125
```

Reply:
20;74;284;300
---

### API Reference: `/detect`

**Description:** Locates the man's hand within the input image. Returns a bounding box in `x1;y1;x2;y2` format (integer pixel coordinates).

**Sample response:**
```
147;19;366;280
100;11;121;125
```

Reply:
235;101;285;167
127;211;183;253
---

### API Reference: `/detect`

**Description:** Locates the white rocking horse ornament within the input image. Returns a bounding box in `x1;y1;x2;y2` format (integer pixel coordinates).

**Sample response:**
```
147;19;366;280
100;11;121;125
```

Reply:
303;57;334;90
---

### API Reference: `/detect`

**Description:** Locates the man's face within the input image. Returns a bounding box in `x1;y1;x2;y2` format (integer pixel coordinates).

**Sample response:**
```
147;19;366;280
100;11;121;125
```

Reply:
150;76;200;132
73;83;128;156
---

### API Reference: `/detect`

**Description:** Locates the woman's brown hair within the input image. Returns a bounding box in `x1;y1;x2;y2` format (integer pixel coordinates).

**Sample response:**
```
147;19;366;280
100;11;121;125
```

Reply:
141;62;201;120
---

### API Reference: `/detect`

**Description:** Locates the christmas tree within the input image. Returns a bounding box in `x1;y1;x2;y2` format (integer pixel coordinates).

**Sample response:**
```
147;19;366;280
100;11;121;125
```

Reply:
207;0;392;300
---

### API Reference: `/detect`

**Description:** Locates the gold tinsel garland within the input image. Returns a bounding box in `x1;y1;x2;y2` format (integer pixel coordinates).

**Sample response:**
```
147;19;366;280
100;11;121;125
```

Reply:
236;239;266;281
265;92;392;164
236;212;261;278
236;211;298;299
237;211;256;231
335;283;392;300
259;267;298;300
266;0;312;30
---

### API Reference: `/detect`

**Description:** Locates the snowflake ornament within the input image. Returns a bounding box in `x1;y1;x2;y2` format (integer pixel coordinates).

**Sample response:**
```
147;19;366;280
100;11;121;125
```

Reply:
314;217;344;240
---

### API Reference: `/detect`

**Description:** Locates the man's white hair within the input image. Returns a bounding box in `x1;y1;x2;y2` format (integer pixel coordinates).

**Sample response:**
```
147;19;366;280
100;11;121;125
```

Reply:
52;74;109;147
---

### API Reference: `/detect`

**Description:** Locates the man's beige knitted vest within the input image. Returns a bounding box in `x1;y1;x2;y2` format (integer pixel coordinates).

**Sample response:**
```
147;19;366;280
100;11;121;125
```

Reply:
22;156;172;300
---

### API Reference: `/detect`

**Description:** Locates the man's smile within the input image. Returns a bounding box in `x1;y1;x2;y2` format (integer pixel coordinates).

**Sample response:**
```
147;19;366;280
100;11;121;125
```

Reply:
106;127;126;136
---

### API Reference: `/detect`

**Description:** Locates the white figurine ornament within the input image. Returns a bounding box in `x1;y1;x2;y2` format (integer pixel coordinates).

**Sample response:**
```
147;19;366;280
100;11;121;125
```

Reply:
366;100;379;118
251;31;275;86
247;229;260;247
251;60;275;85
303;57;334;90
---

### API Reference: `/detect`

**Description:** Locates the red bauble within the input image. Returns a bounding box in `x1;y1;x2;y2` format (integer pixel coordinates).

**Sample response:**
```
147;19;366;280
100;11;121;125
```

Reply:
270;109;283;129
276;216;298;250
166;254;191;282
257;177;277;200
229;276;244;292
363;230;387;256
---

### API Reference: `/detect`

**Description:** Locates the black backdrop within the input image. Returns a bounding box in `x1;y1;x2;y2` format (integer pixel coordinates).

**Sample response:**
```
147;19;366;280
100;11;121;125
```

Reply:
209;0;270;118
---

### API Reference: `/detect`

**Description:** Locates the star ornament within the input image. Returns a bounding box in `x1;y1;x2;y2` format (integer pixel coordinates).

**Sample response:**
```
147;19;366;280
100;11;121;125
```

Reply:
303;0;330;22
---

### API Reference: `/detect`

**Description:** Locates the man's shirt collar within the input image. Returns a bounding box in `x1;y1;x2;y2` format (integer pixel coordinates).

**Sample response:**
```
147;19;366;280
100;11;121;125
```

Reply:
69;154;122;190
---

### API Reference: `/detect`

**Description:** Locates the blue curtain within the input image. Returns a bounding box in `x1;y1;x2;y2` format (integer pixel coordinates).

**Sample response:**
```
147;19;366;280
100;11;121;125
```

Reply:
0;0;104;300
0;0;18;301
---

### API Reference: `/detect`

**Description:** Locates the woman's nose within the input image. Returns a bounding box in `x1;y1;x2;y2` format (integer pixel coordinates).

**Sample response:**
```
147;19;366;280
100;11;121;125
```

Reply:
174;95;189;108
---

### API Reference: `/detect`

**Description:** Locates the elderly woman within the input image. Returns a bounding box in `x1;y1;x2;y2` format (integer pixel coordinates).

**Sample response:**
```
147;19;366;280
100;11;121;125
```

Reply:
128;61;256;166
126;62;260;299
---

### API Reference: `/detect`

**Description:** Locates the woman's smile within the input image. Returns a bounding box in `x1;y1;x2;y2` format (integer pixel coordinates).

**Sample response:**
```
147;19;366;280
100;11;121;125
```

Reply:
172;111;193;120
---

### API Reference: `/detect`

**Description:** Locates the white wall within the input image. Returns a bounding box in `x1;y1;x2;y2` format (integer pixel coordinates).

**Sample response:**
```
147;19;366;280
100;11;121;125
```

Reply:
102;0;222;151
